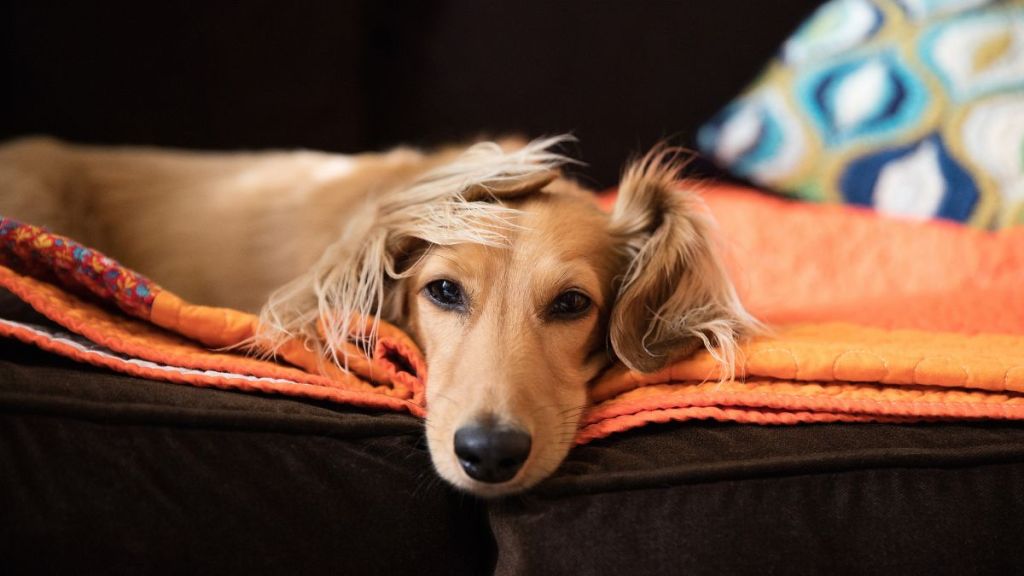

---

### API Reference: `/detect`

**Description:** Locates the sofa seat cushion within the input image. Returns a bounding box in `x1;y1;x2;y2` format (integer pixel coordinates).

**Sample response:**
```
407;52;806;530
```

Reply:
492;419;1024;575
0;336;492;576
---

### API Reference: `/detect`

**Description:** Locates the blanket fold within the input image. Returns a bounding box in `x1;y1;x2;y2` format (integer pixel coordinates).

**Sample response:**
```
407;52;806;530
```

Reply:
3;183;1024;443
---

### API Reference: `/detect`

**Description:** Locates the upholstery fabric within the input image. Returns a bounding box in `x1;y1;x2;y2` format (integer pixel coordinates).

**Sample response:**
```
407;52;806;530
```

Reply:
489;420;1024;575
5;314;1024;575
0;332;492;576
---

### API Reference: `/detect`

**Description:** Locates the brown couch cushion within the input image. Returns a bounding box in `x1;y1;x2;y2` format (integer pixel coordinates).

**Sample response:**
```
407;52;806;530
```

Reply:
491;421;1024;575
0;333;492;576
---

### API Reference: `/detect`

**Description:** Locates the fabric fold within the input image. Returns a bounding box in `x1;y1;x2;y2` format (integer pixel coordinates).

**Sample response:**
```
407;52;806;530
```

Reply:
3;182;1023;442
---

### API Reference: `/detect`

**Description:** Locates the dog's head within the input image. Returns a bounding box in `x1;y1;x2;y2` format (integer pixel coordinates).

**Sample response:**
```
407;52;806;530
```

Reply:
261;137;756;496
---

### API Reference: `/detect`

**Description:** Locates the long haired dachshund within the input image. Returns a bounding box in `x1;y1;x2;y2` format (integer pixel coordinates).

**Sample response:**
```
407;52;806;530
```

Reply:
0;135;756;496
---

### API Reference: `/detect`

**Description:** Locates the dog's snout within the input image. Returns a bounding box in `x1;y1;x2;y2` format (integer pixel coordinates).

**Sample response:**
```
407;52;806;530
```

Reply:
453;424;532;484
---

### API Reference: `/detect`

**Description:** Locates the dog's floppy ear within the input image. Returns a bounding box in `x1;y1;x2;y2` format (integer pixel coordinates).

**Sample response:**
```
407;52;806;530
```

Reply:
608;147;757;375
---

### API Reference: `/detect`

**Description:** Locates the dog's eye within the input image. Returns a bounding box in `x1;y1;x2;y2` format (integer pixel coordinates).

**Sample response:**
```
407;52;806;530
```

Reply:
424;279;466;310
549;290;592;318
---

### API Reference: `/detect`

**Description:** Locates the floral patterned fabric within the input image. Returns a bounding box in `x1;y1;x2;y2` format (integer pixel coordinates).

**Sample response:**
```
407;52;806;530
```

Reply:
0;217;160;319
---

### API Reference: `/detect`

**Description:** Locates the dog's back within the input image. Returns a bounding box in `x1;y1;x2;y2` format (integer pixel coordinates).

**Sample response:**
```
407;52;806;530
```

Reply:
0;137;89;241
0;137;457;310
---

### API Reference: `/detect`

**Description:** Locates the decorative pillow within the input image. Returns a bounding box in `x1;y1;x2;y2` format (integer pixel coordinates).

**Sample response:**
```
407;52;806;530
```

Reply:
697;0;1024;228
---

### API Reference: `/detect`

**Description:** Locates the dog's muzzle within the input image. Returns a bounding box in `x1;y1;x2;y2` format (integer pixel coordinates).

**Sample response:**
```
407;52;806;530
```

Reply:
453;423;532;483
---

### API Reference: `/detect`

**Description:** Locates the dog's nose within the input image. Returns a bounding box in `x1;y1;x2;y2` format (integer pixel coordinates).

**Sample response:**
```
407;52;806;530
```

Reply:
453;424;532;483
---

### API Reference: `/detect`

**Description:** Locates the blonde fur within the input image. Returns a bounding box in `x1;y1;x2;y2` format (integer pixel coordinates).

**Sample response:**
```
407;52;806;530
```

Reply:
254;136;574;367
0;134;757;496
609;145;760;379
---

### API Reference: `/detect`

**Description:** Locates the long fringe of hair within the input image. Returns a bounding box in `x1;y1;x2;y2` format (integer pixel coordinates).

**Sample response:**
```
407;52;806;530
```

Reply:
252;135;574;370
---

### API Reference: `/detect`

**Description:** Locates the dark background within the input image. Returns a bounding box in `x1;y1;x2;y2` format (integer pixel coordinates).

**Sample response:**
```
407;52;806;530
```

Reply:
1;0;821;187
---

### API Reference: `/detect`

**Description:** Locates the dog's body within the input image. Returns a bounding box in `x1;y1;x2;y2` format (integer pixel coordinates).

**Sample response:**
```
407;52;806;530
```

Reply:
0;136;465;311
0;135;755;496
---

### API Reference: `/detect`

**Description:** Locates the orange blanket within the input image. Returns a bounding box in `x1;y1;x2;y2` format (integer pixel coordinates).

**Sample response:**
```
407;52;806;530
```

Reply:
2;183;1023;443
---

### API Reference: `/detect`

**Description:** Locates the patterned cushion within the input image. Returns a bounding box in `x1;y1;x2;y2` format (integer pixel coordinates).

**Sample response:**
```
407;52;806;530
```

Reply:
698;0;1024;228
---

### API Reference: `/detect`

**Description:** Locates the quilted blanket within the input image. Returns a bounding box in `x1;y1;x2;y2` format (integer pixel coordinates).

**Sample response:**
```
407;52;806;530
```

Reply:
2;183;1024;443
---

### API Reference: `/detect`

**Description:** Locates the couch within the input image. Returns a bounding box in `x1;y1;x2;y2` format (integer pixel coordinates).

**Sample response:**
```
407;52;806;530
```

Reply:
4;2;1024;574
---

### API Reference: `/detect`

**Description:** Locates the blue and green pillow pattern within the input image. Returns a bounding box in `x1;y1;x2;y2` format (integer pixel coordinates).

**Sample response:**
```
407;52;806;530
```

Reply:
698;0;1024;228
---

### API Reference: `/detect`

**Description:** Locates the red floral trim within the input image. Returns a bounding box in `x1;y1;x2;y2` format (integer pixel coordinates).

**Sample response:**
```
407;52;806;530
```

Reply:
0;217;160;319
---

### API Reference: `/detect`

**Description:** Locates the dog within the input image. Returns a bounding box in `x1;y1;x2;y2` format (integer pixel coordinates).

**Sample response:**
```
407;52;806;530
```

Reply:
0;135;756;496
